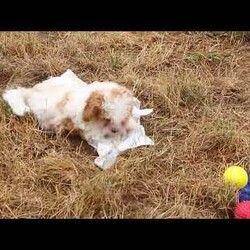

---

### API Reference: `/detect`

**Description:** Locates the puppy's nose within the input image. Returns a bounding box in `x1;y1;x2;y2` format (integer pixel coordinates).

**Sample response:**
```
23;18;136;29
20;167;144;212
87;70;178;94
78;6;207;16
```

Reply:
111;128;118;133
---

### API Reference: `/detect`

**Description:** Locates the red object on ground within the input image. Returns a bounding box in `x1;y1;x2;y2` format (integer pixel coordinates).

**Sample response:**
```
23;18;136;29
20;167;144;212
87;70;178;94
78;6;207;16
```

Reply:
235;201;250;219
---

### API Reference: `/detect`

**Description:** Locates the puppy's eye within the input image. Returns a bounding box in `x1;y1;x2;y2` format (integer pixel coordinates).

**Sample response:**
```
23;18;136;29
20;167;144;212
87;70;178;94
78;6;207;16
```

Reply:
121;120;127;127
103;119;111;127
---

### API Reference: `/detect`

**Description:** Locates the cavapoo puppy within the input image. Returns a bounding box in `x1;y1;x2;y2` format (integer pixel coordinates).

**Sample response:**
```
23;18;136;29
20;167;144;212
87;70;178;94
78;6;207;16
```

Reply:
2;73;137;142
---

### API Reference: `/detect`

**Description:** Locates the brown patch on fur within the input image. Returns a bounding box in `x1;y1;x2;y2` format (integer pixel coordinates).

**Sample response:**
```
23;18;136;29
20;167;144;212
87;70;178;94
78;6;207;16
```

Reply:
56;92;71;113
52;117;80;136
82;91;104;122
62;117;75;131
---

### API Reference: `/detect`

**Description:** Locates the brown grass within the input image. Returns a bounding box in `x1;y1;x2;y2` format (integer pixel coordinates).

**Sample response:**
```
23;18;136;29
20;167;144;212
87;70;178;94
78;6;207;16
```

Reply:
1;31;250;218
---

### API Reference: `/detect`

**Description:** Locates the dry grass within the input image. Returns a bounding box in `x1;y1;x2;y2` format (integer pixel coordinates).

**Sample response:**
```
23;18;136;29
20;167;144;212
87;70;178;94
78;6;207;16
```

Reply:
1;31;250;218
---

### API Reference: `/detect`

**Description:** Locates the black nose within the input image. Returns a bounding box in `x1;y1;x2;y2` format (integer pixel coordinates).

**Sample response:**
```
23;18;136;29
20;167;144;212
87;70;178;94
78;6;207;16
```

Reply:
111;128;118;133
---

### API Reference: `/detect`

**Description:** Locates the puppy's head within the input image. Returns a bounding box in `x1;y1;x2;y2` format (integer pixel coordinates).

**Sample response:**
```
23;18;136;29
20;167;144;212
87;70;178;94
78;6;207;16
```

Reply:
82;84;135;137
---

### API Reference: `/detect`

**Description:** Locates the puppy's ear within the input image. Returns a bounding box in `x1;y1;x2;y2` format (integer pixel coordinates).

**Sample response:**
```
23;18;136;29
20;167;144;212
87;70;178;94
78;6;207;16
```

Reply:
83;91;104;122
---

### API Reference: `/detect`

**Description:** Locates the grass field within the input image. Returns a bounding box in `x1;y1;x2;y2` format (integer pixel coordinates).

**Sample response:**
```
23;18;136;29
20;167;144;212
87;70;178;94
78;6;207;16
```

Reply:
0;31;250;218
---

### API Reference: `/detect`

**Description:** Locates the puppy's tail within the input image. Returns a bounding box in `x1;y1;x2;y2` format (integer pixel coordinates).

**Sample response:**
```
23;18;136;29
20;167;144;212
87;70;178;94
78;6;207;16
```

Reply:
2;87;31;116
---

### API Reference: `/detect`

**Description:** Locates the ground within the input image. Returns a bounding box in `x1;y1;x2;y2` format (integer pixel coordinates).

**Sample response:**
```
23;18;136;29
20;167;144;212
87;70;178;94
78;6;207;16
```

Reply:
0;31;250;218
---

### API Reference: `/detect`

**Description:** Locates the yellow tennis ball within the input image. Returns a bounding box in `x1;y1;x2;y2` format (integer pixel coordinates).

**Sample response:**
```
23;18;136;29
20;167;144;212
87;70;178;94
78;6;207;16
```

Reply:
223;166;248;189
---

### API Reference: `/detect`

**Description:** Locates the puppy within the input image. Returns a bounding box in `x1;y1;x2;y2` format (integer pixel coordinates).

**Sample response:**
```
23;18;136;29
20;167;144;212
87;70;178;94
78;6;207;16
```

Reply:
2;75;137;142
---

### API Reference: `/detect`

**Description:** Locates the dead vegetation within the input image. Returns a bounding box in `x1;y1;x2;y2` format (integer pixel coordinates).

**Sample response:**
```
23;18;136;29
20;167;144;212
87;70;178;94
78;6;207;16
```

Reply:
0;31;250;218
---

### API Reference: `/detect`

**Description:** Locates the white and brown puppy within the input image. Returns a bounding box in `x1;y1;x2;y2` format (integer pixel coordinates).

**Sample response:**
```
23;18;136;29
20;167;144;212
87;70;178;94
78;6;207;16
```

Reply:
2;75;137;141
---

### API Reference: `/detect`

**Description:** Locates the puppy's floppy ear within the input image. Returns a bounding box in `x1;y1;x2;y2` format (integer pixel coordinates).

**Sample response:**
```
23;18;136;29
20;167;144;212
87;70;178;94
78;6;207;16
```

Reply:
83;91;104;122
